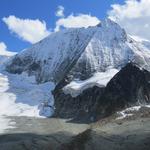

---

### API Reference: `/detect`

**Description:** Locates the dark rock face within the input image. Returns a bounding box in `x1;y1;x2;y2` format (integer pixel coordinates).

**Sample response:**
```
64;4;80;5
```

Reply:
53;63;150;122
95;63;150;119
53;77;105;122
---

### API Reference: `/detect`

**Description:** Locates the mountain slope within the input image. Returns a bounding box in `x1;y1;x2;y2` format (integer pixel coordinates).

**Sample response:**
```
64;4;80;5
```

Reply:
4;18;150;122
6;19;150;83
6;28;96;83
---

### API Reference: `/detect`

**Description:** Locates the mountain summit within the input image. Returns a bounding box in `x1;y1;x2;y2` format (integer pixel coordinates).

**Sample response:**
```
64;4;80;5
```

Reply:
6;19;150;83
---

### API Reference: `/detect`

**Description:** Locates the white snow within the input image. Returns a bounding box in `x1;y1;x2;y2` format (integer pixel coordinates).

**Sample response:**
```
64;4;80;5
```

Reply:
10;27;96;83
6;19;150;84
0;116;16;133
0;51;55;133
63;68;118;97
0;72;55;117
116;105;150;120
0;71;55;133
130;35;150;43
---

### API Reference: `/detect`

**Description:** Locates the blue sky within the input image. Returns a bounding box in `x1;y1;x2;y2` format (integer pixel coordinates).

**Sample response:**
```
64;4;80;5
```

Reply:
0;0;125;52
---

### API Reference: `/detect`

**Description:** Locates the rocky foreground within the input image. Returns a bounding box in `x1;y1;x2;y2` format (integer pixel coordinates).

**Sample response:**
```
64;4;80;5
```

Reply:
1;108;150;150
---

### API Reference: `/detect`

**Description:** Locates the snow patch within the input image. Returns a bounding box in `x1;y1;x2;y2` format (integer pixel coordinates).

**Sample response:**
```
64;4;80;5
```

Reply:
63;68;118;97
116;105;150;120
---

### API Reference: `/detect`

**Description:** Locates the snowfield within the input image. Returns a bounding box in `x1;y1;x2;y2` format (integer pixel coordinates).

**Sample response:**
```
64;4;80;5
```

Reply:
63;68;118;97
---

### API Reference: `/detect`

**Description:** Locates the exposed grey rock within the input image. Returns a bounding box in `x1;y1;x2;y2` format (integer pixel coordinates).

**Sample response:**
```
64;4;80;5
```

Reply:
60;124;150;150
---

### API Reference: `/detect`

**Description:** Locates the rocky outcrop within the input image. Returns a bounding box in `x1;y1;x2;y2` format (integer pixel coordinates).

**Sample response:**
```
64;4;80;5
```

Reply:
95;63;150;119
53;63;150;122
53;77;105;122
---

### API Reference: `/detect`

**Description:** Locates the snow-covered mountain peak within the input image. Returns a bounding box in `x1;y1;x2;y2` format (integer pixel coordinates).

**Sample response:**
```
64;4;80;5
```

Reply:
98;18;127;41
2;18;150;120
69;19;130;78
5;19;150;83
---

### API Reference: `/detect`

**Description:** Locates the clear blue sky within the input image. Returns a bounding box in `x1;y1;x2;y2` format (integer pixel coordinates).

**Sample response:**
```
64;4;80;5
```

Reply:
0;0;125;52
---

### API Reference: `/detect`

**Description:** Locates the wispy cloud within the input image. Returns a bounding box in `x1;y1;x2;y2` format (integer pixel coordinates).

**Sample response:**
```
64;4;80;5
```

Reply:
108;0;150;40
3;15;50;44
0;42;15;56
55;5;65;17
55;13;100;32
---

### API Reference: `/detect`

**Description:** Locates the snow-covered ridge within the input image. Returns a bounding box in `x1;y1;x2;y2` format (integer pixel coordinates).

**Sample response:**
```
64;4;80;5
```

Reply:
6;27;97;83
5;19;128;82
